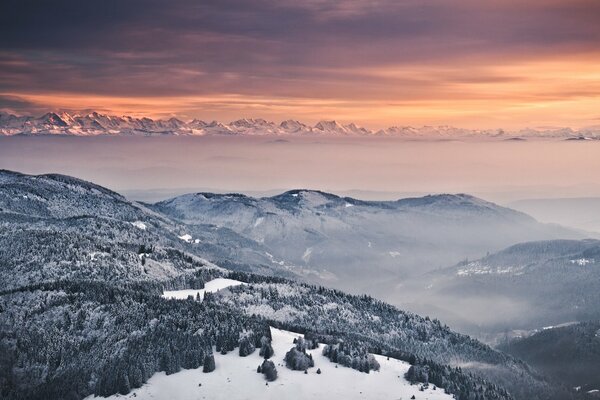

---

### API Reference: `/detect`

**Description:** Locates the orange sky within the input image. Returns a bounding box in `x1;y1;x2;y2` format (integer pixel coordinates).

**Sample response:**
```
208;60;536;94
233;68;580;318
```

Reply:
1;0;600;129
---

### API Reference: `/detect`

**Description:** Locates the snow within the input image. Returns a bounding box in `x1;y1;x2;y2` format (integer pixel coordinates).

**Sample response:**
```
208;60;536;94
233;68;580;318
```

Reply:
254;217;264;227
457;261;525;276
345;203;353;208
131;221;147;230
178;234;193;243
570;258;594;266
88;327;452;400
162;278;245;300
302;247;313;263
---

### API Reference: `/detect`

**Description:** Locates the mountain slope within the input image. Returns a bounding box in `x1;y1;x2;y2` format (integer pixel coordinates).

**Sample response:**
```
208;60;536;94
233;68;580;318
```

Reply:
89;327;454;400
409;239;600;339
153;190;584;299
0;170;290;289
499;321;600;397
0;170;560;400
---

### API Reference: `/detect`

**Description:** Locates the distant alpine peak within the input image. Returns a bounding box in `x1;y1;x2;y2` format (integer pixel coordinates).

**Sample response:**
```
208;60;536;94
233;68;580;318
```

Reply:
1;110;599;139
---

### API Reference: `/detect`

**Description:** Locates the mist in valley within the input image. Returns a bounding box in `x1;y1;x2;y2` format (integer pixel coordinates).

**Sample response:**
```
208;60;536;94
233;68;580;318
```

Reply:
2;135;600;205
3;135;599;341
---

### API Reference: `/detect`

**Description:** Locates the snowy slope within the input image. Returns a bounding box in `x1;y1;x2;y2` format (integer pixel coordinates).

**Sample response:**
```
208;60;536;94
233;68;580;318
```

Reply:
162;278;245;300
87;327;452;400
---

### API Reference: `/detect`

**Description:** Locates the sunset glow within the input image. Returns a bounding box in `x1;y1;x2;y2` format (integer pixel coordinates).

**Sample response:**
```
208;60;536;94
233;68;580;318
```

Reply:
1;0;600;129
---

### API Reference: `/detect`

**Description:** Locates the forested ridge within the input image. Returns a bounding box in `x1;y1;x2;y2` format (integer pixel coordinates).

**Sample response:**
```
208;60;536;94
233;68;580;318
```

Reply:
0;170;571;400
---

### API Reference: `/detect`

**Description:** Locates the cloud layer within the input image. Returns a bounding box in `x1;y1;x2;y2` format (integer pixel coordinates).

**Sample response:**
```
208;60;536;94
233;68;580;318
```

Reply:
1;0;599;128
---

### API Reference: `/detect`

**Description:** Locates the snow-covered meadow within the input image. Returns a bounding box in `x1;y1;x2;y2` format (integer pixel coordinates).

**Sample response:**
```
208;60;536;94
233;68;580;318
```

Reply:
161;278;245;300
88;327;452;400
85;279;453;400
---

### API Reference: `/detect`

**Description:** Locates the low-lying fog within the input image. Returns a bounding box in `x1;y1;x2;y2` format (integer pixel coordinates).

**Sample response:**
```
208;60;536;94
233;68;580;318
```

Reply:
3;135;600;340
1;135;599;206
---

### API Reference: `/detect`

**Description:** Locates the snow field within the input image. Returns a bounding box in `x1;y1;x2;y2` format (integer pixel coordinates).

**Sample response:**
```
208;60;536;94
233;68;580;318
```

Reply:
161;278;245;300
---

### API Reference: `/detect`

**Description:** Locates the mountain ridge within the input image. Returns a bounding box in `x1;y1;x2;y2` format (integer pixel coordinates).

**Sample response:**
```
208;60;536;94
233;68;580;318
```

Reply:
2;111;600;139
0;169;557;400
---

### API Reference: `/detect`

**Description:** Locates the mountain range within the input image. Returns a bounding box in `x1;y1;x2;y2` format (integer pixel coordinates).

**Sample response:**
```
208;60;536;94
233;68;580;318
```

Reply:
2;111;600;139
153;189;585;298
1;169;565;400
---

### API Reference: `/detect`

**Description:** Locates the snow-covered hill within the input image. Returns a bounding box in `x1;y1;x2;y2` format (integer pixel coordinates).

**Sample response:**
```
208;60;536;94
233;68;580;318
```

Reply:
87;327;452;400
154;189;584;296
406;239;600;340
0;173;562;400
2;110;600;139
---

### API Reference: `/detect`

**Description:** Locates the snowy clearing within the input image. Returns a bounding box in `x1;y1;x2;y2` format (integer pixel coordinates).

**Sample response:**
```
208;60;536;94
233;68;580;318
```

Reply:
88;327;452;400
162;278;245;300
178;234;193;243
131;221;147;230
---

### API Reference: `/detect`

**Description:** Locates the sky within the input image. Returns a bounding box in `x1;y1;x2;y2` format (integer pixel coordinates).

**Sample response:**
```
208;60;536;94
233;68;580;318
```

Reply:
1;0;600;129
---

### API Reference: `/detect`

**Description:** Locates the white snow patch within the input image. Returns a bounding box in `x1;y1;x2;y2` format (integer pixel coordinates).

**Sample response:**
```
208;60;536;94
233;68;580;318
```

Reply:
388;251;402;258
89;252;106;261
302;247;313;263
254;217;264;227
345;203;353;208
162;278;245;300
570;258;594;266
88;327;452;400
179;234;193;243
131;221;147;230
457;261;525;276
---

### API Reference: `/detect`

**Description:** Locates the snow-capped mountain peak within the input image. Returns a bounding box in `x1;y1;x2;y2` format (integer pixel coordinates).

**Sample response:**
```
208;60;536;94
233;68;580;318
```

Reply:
1;110;599;139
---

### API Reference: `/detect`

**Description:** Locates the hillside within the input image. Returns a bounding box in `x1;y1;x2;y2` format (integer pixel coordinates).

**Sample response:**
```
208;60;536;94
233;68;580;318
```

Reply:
89;327;453;400
409;240;600;339
499;322;600;398
0;170;560;400
0;170;291;290
154;189;583;300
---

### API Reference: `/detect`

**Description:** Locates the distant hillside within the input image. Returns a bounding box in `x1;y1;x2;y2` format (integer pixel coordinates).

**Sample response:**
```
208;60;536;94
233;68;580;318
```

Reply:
154;189;583;299
499;321;600;397
410;240;600;339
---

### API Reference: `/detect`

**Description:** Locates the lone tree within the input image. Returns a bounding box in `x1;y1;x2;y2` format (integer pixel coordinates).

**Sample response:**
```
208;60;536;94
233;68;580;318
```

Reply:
261;360;278;382
259;336;274;359
239;336;256;357
202;353;215;373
